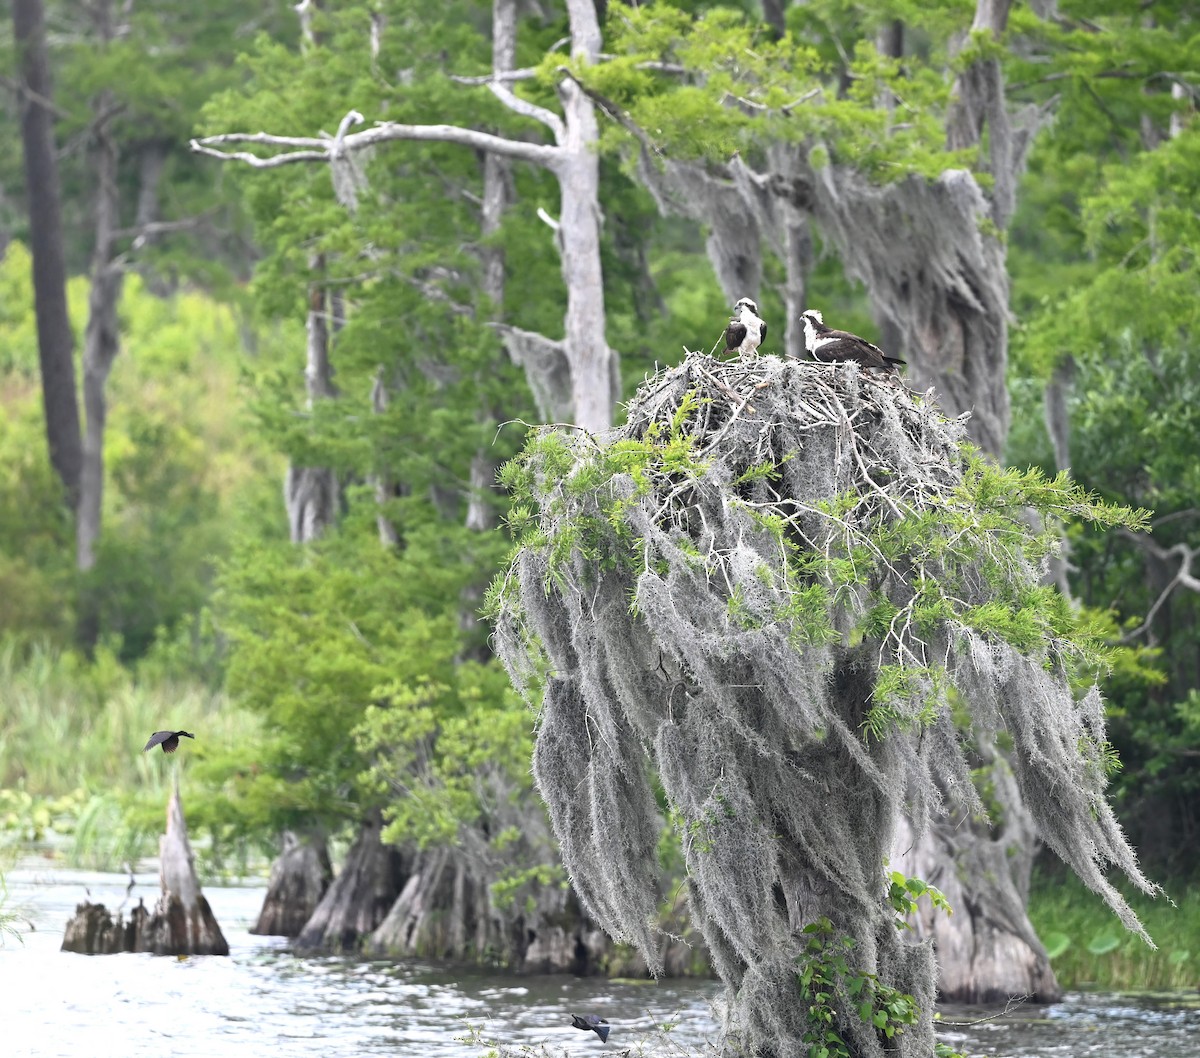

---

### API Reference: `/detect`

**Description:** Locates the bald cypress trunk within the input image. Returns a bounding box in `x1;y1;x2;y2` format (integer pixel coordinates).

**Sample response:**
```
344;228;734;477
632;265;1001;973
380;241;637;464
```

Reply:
250;832;333;938
495;353;1154;1054
12;0;83;510
294;810;408;953
604;0;1059;1003
62;789;229;955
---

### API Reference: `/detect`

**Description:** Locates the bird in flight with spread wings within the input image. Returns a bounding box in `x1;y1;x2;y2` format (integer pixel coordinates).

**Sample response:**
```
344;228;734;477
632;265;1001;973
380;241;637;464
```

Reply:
143;730;195;754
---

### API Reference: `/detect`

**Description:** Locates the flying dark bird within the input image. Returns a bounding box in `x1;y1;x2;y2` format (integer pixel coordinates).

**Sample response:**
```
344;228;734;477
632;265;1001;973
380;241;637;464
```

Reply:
570;1013;611;1043
143;730;195;754
722;296;768;357
800;309;905;372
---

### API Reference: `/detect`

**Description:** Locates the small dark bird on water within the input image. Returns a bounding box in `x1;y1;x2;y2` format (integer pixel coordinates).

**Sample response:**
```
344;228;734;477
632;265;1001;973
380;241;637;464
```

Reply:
570;1013;611;1043
801;309;905;372
143;730;195;754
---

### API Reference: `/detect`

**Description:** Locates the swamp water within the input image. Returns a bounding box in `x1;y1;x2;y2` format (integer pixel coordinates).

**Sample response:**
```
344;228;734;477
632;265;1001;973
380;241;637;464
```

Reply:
1;859;1197;1058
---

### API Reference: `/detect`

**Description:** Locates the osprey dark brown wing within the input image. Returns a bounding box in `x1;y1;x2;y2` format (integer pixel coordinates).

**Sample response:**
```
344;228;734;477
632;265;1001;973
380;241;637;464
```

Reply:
801;310;905;372
809;335;904;370
722;319;748;356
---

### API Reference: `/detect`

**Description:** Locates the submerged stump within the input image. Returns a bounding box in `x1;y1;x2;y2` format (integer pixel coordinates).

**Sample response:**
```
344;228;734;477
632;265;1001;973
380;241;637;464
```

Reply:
61;788;228;956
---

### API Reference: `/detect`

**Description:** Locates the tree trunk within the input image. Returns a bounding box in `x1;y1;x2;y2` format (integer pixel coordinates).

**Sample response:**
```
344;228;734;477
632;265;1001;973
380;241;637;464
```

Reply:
460;0;518;658
285;255;340;543
892;755;1060;1002
250;831;333;938
150;785;230;955
64;789;231;955
555;11;616;433
466;0;517;538
1043;355;1076;596
368;368;402;547
946;0;1017;225
133;141;172;295
365;842;611;972
614;6;1056;1000
194;0;618;434
77;94;123;577
293;810;409;952
762;0;786;39
12;0;83;509
808;162;1011;456
875;0;1060;1003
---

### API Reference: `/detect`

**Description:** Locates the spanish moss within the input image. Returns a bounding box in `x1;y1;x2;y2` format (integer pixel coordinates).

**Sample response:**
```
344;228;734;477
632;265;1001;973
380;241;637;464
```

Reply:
492;352;1156;1057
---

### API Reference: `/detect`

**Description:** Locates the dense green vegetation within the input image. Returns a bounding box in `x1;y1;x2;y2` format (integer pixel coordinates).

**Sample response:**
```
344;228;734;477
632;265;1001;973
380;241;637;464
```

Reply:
1;0;1197;1007
1029;869;1199;992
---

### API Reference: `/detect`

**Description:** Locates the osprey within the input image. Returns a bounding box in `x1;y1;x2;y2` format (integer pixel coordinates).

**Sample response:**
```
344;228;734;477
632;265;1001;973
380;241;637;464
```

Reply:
722;296;767;357
800;309;905;372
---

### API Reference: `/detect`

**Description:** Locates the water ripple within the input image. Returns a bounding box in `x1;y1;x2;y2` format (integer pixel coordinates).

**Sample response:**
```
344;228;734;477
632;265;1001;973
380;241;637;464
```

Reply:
2;863;1196;1058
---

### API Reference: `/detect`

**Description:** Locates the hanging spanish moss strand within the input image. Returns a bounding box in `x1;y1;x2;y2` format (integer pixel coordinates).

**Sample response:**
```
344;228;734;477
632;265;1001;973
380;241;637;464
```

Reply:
492;351;1158;1058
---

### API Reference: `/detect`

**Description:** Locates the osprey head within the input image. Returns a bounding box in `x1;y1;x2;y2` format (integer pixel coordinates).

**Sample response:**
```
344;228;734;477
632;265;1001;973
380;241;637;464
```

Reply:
734;297;759;315
800;309;825;349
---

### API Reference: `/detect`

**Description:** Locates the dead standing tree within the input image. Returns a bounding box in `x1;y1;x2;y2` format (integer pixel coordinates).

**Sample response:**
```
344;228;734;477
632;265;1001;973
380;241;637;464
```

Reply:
493;354;1157;1057
192;0;617;434
62;786;229;956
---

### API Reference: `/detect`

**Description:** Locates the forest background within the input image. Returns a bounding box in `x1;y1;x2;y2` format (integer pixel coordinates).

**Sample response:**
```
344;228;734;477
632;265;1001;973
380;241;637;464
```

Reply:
1;0;1197;992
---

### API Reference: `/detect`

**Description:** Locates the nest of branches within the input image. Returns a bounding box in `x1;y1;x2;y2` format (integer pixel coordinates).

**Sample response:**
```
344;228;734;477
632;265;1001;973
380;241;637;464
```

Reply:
492;350;1156;1057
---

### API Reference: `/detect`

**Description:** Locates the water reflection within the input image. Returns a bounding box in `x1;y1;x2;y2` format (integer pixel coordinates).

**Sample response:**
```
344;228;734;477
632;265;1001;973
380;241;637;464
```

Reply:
2;861;1197;1058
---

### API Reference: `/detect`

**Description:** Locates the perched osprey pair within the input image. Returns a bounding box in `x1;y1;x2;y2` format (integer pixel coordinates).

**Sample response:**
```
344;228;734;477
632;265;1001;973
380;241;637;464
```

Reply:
721;298;905;373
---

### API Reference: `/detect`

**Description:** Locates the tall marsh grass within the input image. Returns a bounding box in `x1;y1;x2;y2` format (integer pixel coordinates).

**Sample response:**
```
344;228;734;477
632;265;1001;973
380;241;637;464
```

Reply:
0;637;252;795
0;637;261;870
1028;867;1200;991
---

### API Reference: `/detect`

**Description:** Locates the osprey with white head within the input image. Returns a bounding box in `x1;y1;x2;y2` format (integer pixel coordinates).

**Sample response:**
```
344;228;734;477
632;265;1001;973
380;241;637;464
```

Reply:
722;297;768;357
800;309;905;373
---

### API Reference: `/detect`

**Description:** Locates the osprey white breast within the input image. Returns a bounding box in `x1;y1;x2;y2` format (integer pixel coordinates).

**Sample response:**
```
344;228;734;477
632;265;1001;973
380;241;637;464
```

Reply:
722;297;767;357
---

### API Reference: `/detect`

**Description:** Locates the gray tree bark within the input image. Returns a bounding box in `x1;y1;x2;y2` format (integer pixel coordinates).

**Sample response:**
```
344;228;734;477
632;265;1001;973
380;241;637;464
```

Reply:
594;0;1061;1005
1042;355;1076;596
77;92;122;576
63;788;229;955
465;0;517;539
762;0;787;39
151;786;230;955
285;254;340;543
459;0;518;658
364;758;613;973
294;810;409;952
881;0;1061;1003
368;367;402;547
250;831;333;937
892;754;1059;1002
12;0;84;509
75;1;133;652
